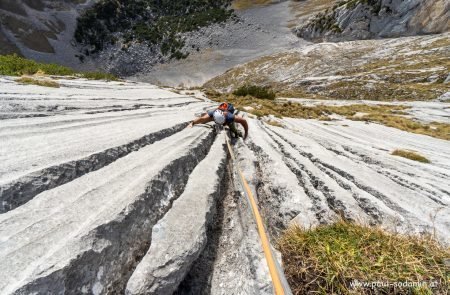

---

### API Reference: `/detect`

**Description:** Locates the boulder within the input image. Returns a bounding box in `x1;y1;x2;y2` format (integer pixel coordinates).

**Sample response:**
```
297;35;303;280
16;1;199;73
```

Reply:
296;0;449;42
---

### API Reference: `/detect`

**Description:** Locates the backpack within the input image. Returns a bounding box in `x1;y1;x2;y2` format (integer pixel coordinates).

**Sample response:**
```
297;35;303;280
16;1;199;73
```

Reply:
218;102;235;114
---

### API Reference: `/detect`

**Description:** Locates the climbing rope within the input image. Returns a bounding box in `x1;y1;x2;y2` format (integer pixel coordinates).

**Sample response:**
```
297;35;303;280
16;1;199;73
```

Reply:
224;133;293;295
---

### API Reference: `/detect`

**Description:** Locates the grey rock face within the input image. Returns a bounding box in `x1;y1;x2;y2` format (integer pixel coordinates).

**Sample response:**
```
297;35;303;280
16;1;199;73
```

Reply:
0;77;277;295
0;128;215;294
0;78;221;294
444;73;450;84
125;135;227;295
0;122;188;213
1;74;449;294
437;91;450;101
296;0;449;42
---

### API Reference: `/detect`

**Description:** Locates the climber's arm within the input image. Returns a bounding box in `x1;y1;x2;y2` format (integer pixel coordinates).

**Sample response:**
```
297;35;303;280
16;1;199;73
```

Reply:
234;116;248;140
188;114;213;127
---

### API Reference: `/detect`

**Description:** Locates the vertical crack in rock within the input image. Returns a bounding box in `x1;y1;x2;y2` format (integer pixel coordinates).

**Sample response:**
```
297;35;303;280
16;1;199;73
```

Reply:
314;161;384;225
176;136;274;295
247;141;299;238
333;145;446;206
287;137;385;224
124;135;228;295
268;128;411;217
262;126;350;222
256;128;334;224
170;145;230;295
0;122;189;214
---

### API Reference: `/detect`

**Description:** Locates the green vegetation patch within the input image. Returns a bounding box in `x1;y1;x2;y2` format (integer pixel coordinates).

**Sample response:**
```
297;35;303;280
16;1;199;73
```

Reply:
278;221;449;294
0;54;74;76
75;0;233;59
308;11;342;33
0;54;118;81
343;0;381;10
391;149;430;163
81;71;118;81
233;85;276;100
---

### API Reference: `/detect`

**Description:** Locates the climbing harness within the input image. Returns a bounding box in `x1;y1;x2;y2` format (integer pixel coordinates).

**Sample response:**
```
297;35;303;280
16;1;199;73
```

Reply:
224;134;293;295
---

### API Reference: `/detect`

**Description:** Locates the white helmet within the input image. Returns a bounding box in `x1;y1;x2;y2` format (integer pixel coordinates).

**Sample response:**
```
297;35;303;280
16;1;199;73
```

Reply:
213;109;226;125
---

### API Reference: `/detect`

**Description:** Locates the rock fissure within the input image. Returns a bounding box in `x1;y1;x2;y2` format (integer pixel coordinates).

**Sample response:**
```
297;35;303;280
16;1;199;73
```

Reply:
0;122;189;213
1;129;216;294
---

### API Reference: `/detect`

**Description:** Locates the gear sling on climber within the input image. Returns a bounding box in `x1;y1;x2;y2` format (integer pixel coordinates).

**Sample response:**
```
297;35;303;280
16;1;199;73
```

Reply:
208;103;242;138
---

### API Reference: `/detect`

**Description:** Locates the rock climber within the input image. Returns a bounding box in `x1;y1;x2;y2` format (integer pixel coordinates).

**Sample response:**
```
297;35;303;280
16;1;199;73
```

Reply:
188;102;248;139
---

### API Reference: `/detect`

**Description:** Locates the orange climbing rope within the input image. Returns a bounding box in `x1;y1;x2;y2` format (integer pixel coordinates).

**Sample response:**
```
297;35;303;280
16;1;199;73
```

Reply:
224;134;292;295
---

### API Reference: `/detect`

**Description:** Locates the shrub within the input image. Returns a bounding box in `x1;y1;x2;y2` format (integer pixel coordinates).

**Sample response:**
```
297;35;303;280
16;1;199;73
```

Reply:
233;85;276;100
80;71;118;81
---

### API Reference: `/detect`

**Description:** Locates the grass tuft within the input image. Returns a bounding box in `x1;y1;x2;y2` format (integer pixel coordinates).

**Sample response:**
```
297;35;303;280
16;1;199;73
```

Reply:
266;120;283;127
278;221;449;294
232;0;273;10
391;149;430;163
17;77;60;88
